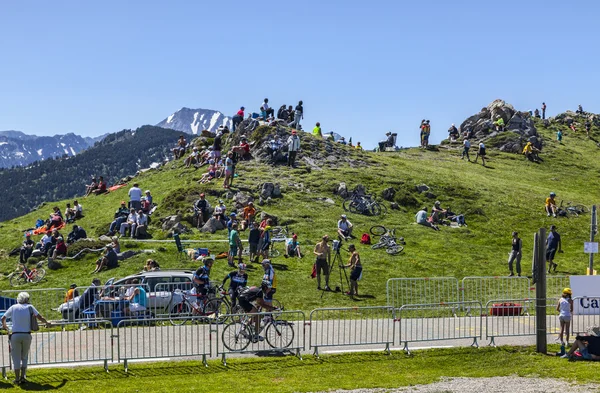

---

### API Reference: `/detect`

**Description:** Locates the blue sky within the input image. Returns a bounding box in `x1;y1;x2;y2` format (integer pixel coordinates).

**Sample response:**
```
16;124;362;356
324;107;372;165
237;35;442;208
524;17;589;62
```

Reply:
1;0;599;148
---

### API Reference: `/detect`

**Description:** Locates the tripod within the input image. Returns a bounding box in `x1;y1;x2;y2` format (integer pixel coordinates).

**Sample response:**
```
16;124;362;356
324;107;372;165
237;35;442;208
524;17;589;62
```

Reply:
320;247;350;299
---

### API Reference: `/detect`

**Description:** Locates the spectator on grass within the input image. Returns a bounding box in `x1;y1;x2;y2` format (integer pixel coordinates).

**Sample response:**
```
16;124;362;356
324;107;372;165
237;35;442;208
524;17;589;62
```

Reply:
259;219;273;259
173;135;187;159
448;124;459;141
313;122;322;137
557;288;573;345
542;102;547;119
223;151;234;189
261;98;274;119
135;210;148;238
110;236;121;253
431;201;447;224
248;221;260;263
140;197;151;214
474;142;486;166
507;231;522;277
462;138;471;161
267;135;283;163
545;192;558;217
212;132;223;161
313;235;331;291
576;105;584;115
120;208;138;237
194;193;211;228
143;259;160;272
287;130;300;167
343;244;362;297
46;206;63;230
289;101;303;129
337;214;353;240
562;330;600;360
19;233;34;264
49;236;67;261
85;177;98;196
415;207;439;231
64;283;79;302
184;146;200;167
38;230;53;255
232;136;252;160
108;201;129;236
67;225;87;244
285;233;302;258
93;244;118;273
144;190;153;205
522;141;541;162
241;201;256;230
227;213;238;233
228;222;242;267
65;203;76;223
355;142;362;150
546;225;562;273
72;200;83;219
91;176;107;195
128;183;143;211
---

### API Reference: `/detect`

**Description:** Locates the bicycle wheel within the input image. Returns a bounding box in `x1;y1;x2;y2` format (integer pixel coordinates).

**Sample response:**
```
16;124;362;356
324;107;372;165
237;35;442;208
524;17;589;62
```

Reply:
369;203;382;216
169;302;192;326
386;245;404;255
370;225;387;236
378;202;388;215
31;268;46;283
371;241;386;250
204;298;230;323
269;246;281;258
349;201;361;214
265;321;295;349
222;322;251;351
575;204;589;214
9;273;27;287
342;198;352;212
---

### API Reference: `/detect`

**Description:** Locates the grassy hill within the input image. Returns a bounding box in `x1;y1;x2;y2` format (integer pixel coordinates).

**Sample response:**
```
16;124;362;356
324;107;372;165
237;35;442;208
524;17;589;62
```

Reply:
0;116;598;312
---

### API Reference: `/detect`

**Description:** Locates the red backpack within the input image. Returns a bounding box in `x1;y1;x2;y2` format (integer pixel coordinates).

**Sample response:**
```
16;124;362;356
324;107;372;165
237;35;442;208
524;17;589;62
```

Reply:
360;233;371;245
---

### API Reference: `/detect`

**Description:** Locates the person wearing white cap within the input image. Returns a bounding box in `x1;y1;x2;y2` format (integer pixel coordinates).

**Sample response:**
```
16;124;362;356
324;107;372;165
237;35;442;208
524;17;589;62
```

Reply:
448;123;459;142
337;214;353;240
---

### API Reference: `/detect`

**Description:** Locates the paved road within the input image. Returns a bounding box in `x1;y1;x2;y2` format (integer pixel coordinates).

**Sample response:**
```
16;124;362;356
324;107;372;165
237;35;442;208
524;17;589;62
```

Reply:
2;312;596;371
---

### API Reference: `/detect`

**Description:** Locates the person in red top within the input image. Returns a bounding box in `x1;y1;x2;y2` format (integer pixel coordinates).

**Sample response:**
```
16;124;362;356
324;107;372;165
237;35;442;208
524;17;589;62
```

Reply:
233;106;245;132
232;136;251;160
91;176;107;195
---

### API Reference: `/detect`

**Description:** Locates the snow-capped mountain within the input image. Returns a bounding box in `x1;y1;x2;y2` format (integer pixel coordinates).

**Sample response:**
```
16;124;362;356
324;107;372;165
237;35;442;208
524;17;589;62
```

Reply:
156;107;232;135
0;131;99;168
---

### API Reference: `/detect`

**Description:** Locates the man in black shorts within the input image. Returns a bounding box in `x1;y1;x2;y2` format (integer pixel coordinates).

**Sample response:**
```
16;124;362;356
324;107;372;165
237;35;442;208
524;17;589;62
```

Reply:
546;225;562;273
193;258;214;310
313;235;331;291
237;281;275;342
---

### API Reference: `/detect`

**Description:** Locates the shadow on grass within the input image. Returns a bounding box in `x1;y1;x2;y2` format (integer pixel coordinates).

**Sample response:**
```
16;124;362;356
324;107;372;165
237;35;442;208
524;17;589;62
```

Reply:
19;379;68;391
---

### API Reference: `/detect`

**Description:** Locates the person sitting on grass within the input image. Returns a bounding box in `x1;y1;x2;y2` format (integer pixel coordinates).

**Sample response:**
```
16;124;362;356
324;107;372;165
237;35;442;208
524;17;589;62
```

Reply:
108;201;129;236
241;201;256;230
67;225;87;244
337;214;353;240
232;137;252;161
20;233;34;264
522;141;541;162
73;200;83;219
65;203;76;223
545;192;558;217
110;236;121;253
38;230;54;255
431;201;447;224
135;210;148;238
46;206;63;230
173;135;187;159
93;244;118;273
198;159;217;184
143;259;160;272
285;233;302;258
120;208;138;238
85;177;98;196
561;332;600;360
416;207;439;231
184;146;200;167
91;176;107;195
49;236;67;262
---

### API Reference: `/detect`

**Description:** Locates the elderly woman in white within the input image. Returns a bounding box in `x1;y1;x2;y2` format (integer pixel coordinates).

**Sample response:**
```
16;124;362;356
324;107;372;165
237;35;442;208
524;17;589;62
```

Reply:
1;292;51;385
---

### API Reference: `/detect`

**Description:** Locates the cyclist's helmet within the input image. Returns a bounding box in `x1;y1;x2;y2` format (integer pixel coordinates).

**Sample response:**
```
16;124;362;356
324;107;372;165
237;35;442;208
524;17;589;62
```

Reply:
261;280;272;289
550;192;556;197
238;263;247;271
203;257;214;265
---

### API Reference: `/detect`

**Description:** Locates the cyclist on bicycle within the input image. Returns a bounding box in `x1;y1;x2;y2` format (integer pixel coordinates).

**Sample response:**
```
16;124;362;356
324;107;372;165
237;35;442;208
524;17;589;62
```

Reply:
237;280;276;342
261;259;277;306
192;257;214;312
222;263;248;308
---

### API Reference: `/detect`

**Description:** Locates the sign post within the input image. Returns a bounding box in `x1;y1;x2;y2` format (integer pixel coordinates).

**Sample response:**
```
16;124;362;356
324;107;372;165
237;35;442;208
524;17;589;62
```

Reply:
535;228;547;354
589;205;597;274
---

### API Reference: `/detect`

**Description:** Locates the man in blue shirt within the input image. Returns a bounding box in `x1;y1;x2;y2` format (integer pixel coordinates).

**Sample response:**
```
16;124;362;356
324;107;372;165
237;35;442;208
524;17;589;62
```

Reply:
546;225;562;273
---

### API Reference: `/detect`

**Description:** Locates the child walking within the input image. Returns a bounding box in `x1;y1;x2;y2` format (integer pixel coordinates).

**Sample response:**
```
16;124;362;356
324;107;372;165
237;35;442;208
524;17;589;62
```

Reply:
557;287;573;345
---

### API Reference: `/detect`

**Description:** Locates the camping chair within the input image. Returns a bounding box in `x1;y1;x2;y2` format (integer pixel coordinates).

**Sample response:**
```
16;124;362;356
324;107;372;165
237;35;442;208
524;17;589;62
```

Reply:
173;233;186;261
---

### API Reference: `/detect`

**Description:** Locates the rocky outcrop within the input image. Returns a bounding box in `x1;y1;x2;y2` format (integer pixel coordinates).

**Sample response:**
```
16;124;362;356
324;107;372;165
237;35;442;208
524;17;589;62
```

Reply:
459;99;542;153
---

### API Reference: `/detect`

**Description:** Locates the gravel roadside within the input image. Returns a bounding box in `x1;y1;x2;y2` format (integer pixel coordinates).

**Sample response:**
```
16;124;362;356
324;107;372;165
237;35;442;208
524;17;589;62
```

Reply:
319;376;600;393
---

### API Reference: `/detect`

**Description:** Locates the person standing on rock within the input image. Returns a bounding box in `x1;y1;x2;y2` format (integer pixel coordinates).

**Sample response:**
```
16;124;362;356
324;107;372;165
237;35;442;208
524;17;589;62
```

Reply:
289;100;303;129
232;106;244;132
542;102;547;119
507;231;522;277
313;122;322;137
421;120;431;148
287;130;300;167
585;119;592;137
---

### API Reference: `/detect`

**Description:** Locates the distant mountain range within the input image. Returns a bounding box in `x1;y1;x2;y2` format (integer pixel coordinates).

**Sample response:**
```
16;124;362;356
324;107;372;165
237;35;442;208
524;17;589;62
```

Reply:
0;131;103;168
156;107;232;134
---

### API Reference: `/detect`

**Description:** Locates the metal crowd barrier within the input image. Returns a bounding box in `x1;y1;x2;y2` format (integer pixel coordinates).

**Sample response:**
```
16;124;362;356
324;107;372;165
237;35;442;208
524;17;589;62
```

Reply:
308;306;394;356
216;310;305;365
151;282;196;320
1;320;113;378
386;277;459;309
545;276;570;299
397;301;482;353
461;276;531;309
571;296;600;335
0;288;66;322
117;317;212;372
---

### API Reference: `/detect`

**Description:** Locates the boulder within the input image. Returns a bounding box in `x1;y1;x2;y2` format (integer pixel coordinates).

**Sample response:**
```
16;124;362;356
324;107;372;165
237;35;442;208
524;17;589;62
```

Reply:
382;187;396;201
98;235;112;242
201;130;216;138
272;183;282;197
233;192;254;207
416;184;430;193
337;182;349;198
260;211;278;225
425;192;437;199
161;215;182;232
201;218;224;234
117;250;138;261
168;222;188;236
260;183;275;199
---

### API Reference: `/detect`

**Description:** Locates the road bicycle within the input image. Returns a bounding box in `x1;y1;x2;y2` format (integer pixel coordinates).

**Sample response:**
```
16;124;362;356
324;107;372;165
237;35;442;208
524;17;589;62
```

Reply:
370;225;404;255
9;262;46;287
167;287;230;326
221;308;294;351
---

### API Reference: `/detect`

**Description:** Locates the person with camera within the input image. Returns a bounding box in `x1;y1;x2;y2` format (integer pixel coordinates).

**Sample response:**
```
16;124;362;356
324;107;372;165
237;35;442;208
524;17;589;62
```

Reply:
342;244;362;298
313;235;331;291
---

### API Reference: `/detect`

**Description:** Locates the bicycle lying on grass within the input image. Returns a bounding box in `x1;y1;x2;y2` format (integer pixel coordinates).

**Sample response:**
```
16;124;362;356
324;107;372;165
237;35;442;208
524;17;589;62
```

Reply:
342;191;387;216
370;225;405;255
9;262;46;287
557;201;589;217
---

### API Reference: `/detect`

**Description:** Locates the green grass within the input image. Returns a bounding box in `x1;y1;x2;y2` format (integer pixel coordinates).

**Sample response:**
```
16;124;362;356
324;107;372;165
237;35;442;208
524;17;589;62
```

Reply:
0;117;599;313
0;346;598;392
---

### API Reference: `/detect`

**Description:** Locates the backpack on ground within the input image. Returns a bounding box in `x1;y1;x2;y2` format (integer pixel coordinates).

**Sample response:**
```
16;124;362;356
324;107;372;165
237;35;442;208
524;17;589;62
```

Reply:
360;233;371;245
